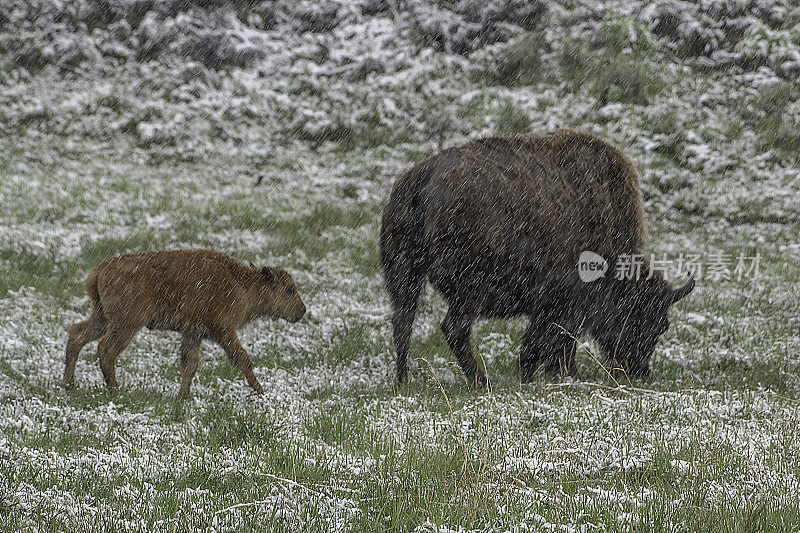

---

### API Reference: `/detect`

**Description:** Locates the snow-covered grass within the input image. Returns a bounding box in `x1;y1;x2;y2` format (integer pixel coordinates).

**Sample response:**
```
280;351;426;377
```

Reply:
1;135;798;532
1;0;800;531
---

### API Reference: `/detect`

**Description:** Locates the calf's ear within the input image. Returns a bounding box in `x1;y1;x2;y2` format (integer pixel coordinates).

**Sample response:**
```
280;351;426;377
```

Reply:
262;266;276;286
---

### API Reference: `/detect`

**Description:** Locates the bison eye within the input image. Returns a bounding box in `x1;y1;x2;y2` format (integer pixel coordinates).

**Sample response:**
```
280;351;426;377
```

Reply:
286;286;295;295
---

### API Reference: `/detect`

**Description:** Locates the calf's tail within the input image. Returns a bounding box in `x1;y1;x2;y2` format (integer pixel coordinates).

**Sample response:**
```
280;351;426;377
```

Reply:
83;267;103;315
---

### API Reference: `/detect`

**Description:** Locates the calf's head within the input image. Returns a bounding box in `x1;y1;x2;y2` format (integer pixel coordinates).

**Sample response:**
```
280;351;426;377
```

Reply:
594;274;694;376
258;267;306;322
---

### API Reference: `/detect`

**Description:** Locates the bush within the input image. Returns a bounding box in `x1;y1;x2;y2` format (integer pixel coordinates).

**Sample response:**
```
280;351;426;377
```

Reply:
484;13;665;102
559;41;664;105
764;121;800;157
742;81;800;159
408;3;517;56
494;103;531;135
485;31;549;87
558;16;665;105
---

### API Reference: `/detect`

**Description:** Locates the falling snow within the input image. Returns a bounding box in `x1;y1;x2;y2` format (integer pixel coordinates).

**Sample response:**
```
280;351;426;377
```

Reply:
1;0;800;530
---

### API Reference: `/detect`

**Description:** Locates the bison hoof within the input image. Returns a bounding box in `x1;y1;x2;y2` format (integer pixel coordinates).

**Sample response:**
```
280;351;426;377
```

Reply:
611;365;650;382
626;366;651;379
519;366;539;383
468;374;489;390
520;361;573;382
550;366;575;378
247;386;264;397
393;370;408;388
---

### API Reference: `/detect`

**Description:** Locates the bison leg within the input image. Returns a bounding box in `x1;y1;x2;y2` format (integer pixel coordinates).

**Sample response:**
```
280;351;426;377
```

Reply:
63;309;107;388
441;308;487;388
547;332;577;376
214;332;264;395
178;334;202;399
385;268;425;385
520;319;576;380
614;355;651;380
391;292;422;385
519;324;541;381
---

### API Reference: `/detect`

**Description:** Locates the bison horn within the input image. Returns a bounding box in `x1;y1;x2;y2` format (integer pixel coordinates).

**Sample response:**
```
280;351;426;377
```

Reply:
671;275;695;303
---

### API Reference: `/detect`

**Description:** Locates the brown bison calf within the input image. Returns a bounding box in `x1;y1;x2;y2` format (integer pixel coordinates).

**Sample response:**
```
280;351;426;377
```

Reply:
380;129;694;386
64;249;306;398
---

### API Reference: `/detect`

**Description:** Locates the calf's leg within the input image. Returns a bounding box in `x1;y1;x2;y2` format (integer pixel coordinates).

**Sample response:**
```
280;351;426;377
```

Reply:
178;334;202;399
519;319;544;381
214;332;263;394
390;283;423;386
384;265;425;385
64;309;107;388
96;323;141;391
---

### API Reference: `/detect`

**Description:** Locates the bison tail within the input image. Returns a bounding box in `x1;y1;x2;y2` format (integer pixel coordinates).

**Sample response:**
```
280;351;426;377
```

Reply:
379;225;426;310
379;177;428;311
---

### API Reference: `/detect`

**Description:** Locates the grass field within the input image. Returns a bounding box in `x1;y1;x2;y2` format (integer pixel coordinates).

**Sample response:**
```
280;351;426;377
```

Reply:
2;0;800;530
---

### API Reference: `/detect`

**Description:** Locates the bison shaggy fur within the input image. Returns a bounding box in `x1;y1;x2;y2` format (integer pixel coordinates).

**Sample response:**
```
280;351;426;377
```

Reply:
380;129;694;386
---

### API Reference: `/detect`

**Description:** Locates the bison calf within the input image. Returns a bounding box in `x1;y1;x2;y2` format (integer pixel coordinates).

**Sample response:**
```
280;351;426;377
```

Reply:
380;129;694;386
64;249;306;398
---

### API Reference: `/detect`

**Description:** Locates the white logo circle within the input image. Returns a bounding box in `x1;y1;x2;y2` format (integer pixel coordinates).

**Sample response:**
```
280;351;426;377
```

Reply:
577;251;608;282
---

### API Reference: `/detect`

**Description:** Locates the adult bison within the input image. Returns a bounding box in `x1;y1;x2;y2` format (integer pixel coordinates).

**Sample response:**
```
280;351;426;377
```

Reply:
380;129;694;386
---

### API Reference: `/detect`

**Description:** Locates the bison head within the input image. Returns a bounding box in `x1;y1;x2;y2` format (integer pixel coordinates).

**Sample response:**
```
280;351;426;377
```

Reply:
593;273;695;377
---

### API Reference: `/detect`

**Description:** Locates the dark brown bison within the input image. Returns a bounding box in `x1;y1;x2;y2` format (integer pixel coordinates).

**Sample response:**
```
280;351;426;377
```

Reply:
380;129;694;386
64;249;306;398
